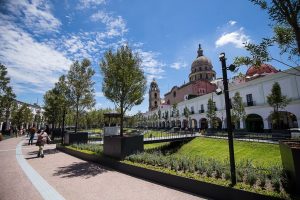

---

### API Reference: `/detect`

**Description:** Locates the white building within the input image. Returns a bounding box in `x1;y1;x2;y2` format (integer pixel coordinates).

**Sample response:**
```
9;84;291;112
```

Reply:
142;64;300;132
0;100;44;131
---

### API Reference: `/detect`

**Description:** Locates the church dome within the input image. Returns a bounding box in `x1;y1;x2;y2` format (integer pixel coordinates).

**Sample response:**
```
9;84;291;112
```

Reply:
246;63;278;77
189;44;216;82
191;56;212;69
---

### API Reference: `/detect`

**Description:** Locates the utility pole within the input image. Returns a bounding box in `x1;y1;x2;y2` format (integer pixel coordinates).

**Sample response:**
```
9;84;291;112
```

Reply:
219;52;236;186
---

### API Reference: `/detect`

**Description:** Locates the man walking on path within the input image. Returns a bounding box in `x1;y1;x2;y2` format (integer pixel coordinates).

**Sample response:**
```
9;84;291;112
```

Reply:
28;124;36;145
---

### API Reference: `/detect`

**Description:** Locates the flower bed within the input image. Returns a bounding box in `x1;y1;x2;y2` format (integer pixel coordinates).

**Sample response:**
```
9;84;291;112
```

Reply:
125;151;289;199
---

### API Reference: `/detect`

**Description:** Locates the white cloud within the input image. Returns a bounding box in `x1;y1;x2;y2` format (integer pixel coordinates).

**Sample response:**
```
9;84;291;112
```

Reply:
95;102;103;109
228;20;237;26
91;11;128;37
136;50;165;83
170;61;187;70
215;28;250;48
0;20;72;94
2;0;61;34
77;0;106;9
95;92;104;97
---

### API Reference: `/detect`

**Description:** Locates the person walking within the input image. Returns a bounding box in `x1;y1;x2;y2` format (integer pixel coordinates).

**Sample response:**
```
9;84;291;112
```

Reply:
28;125;36;145
36;129;51;158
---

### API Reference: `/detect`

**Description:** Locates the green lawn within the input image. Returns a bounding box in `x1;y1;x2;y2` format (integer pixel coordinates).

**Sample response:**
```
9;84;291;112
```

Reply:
144;142;170;150
175;137;281;167
80;128;102;133
143;130;170;138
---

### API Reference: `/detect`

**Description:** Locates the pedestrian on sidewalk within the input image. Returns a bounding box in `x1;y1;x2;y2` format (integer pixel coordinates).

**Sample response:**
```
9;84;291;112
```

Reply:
28;125;36;145
36;129;51;158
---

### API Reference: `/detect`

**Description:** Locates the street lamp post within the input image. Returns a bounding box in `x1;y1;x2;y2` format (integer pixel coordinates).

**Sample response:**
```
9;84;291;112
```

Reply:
219;52;237;186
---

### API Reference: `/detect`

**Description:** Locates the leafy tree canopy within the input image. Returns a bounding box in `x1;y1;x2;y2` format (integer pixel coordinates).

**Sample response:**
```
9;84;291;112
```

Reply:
100;45;146;136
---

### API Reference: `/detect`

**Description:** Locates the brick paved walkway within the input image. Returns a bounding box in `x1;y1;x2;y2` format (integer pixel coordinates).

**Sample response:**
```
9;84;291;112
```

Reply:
0;137;209;200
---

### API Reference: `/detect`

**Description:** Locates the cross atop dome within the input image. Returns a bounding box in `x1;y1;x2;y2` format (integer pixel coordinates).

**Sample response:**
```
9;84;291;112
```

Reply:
197;44;203;57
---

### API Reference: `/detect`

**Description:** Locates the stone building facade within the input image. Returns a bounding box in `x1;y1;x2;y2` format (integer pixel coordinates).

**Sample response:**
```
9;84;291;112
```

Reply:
141;45;300;132
164;44;217;105
149;79;161;111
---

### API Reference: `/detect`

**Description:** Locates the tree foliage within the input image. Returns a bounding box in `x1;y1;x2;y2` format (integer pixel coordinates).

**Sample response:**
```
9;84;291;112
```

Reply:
43;88;61;128
206;98;218;129
231;92;246;128
43;74;71;138
234;0;300;67
267;82;291;129
67;59;95;134
267;82;290;111
100;45;146;136
0;64;16;127
11;104;33;128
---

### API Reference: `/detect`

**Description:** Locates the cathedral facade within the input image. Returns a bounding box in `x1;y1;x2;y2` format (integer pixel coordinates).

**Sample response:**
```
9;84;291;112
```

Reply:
143;45;300;132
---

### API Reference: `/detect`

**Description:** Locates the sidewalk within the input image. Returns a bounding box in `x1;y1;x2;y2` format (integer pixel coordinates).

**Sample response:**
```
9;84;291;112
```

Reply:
0;137;209;200
0;137;43;200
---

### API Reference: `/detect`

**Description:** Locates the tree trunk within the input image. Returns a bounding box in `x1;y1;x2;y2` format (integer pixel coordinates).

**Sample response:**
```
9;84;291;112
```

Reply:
293;25;300;55
75;104;79;134
61;108;66;144
120;104;124;137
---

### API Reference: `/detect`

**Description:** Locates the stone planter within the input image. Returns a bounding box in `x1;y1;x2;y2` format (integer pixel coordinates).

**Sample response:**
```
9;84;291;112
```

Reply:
279;140;300;195
103;135;143;159
64;132;88;145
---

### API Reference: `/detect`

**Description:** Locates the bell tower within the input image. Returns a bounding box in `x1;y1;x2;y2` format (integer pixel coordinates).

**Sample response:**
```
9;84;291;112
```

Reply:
149;79;160;111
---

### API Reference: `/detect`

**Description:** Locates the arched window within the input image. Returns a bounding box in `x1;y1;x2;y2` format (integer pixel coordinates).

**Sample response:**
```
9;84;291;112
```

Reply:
154;93;157;99
173;91;176;98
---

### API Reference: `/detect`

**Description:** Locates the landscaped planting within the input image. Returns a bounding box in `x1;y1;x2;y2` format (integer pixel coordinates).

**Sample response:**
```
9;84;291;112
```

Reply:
124;149;288;198
64;138;289;198
69;143;103;155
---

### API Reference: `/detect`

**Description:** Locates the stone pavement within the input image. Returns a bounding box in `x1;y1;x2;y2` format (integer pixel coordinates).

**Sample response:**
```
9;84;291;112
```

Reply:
0;137;209;200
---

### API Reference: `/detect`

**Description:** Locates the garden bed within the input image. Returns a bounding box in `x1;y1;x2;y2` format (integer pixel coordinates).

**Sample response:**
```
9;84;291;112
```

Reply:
57;144;289;200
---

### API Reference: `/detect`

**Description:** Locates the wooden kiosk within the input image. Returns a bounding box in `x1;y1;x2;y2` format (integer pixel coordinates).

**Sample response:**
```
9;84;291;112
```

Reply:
103;113;143;159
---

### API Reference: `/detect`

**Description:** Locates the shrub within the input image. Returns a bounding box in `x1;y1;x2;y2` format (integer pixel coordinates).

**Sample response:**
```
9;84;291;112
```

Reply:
124;150;287;196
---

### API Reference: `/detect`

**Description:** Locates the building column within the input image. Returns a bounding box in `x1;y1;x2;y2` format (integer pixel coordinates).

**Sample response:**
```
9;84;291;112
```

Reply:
222;120;227;129
297;118;300;128
0;122;2;131
240;119;244;129
208;123;211;129
263;120;269;130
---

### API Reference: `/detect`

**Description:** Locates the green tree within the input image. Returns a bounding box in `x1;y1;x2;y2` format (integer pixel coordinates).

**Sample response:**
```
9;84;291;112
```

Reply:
11;104;33;128
55;75;71;139
158;109;161;120
44;88;61;129
100;45;146;136
234;0;300;67
67;59;95;134
231;92;246;129
183;106;190;128
206;98;218;129
0;64;16;130
267;82;291;129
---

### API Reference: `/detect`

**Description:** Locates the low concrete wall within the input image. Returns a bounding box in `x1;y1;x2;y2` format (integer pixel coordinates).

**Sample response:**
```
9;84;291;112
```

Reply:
57;146;282;200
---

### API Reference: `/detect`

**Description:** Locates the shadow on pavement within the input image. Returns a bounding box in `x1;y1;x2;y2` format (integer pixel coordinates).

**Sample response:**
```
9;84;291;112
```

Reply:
26;148;60;156
25;156;39;160
53;161;109;179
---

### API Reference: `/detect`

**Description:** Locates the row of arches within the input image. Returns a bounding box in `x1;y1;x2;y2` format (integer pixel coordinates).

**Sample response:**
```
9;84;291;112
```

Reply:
143;111;298;132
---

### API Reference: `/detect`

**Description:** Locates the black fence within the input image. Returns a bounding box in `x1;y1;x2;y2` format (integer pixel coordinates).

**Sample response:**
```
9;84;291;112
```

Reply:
205;130;291;142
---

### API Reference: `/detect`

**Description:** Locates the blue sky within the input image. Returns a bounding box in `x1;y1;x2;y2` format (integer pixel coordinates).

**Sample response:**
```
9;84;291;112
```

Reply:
0;0;295;115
